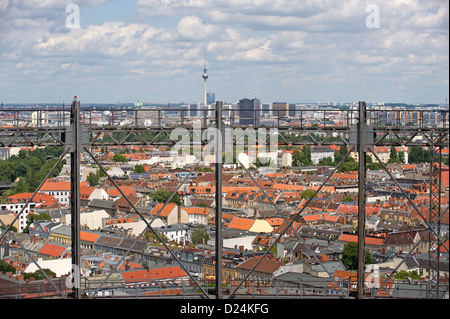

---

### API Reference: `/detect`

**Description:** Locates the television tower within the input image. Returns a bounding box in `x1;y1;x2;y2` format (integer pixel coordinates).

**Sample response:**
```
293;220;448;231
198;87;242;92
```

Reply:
202;48;208;106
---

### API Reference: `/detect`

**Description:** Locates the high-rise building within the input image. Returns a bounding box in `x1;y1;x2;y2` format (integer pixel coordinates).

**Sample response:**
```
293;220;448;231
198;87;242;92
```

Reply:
289;104;296;117
261;103;271;116
189;102;199;117
272;102;289;117
207;93;215;105
238;98;260;126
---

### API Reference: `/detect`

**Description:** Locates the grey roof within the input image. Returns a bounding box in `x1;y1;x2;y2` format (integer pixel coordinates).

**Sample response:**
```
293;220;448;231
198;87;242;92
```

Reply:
221;228;259;238
274;272;333;289
308;260;346;274
298;226;342;238
153;223;189;232
49;225;71;237
390;282;431;299
88;199;115;209
96;234;123;247
118;238;148;252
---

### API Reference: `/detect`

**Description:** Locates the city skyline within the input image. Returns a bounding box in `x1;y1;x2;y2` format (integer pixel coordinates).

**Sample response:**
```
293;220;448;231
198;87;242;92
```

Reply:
0;0;449;105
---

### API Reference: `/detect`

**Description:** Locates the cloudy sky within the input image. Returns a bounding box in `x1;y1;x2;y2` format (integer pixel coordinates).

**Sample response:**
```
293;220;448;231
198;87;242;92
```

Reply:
0;0;448;104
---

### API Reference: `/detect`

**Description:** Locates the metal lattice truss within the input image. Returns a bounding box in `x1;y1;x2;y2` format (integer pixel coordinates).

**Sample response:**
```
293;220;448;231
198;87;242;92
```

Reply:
0;107;448;149
0;102;448;299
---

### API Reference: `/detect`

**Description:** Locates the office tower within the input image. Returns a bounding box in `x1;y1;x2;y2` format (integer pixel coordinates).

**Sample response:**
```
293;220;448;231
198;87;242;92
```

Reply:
189;102;199;117
238;98;260;126
261;103;271;116
207;93;215;105
272;102;289;117
289;104;296;117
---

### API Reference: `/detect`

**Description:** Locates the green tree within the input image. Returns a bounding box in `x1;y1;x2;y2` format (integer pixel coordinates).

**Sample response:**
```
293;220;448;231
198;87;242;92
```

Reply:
394;270;421;280
255;157;273;167
398;151;405;164
335;145;349;163
113;153;128;162
145;231;169;243
338;160;359;172
0;259;16;273
133;164;146;173
149;189;183;206
191;227;210;245
409;146;430;163
300;145;312;166
0;146;65;200
292;146;312;166
0;224;17;232
292;149;302;166
389;146;398;162
366;154;382;170
318;156;334;166
87;171;100;186
300;189;317;199
342;195;354;202
341;242;373;271
23;268;56;281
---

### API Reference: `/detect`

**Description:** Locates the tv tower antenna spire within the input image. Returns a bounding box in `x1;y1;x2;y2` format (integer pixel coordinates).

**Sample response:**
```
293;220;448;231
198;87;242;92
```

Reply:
202;46;208;106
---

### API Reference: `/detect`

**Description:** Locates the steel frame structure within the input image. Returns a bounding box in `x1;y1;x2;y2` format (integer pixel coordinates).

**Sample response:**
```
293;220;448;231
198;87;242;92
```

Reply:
0;99;448;299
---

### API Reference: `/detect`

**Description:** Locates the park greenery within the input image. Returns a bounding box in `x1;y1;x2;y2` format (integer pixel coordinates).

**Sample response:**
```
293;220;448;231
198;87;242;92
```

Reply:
0;259;56;280
341;242;374;271
0;146;64;202
148;188;183;206
86;169;107;187
190;227;210;245
288;142;447;173
300;189;318;199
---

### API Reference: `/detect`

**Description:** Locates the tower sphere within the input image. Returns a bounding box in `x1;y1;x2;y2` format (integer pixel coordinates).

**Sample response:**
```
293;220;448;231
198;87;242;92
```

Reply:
202;69;208;80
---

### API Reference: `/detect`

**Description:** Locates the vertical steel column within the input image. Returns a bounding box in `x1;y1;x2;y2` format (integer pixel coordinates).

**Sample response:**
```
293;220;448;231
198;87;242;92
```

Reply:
357;101;367;299
428;139;442;299
215;101;223;299
70;97;81;299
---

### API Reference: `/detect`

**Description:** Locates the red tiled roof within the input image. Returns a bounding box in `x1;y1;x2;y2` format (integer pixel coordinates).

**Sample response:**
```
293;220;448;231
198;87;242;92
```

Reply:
182;207;212;215
38;243;66;257
80;231;100;242
120;266;188;284
40;180;71;191
7;192;58;207
339;233;384;246
236;257;286;274
302;214;329;222
264;218;285;227
227;217;255;231
148;266;188;280
151;202;177;217
106;186;135;197
80;185;95;198
121;269;152;284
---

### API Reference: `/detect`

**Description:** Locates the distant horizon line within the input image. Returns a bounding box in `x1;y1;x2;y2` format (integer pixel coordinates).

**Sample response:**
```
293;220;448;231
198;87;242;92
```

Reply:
1;101;448;106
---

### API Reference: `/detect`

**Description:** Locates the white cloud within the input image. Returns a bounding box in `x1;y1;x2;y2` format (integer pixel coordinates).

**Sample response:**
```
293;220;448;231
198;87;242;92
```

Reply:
176;15;216;40
0;0;9;11
0;0;448;103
